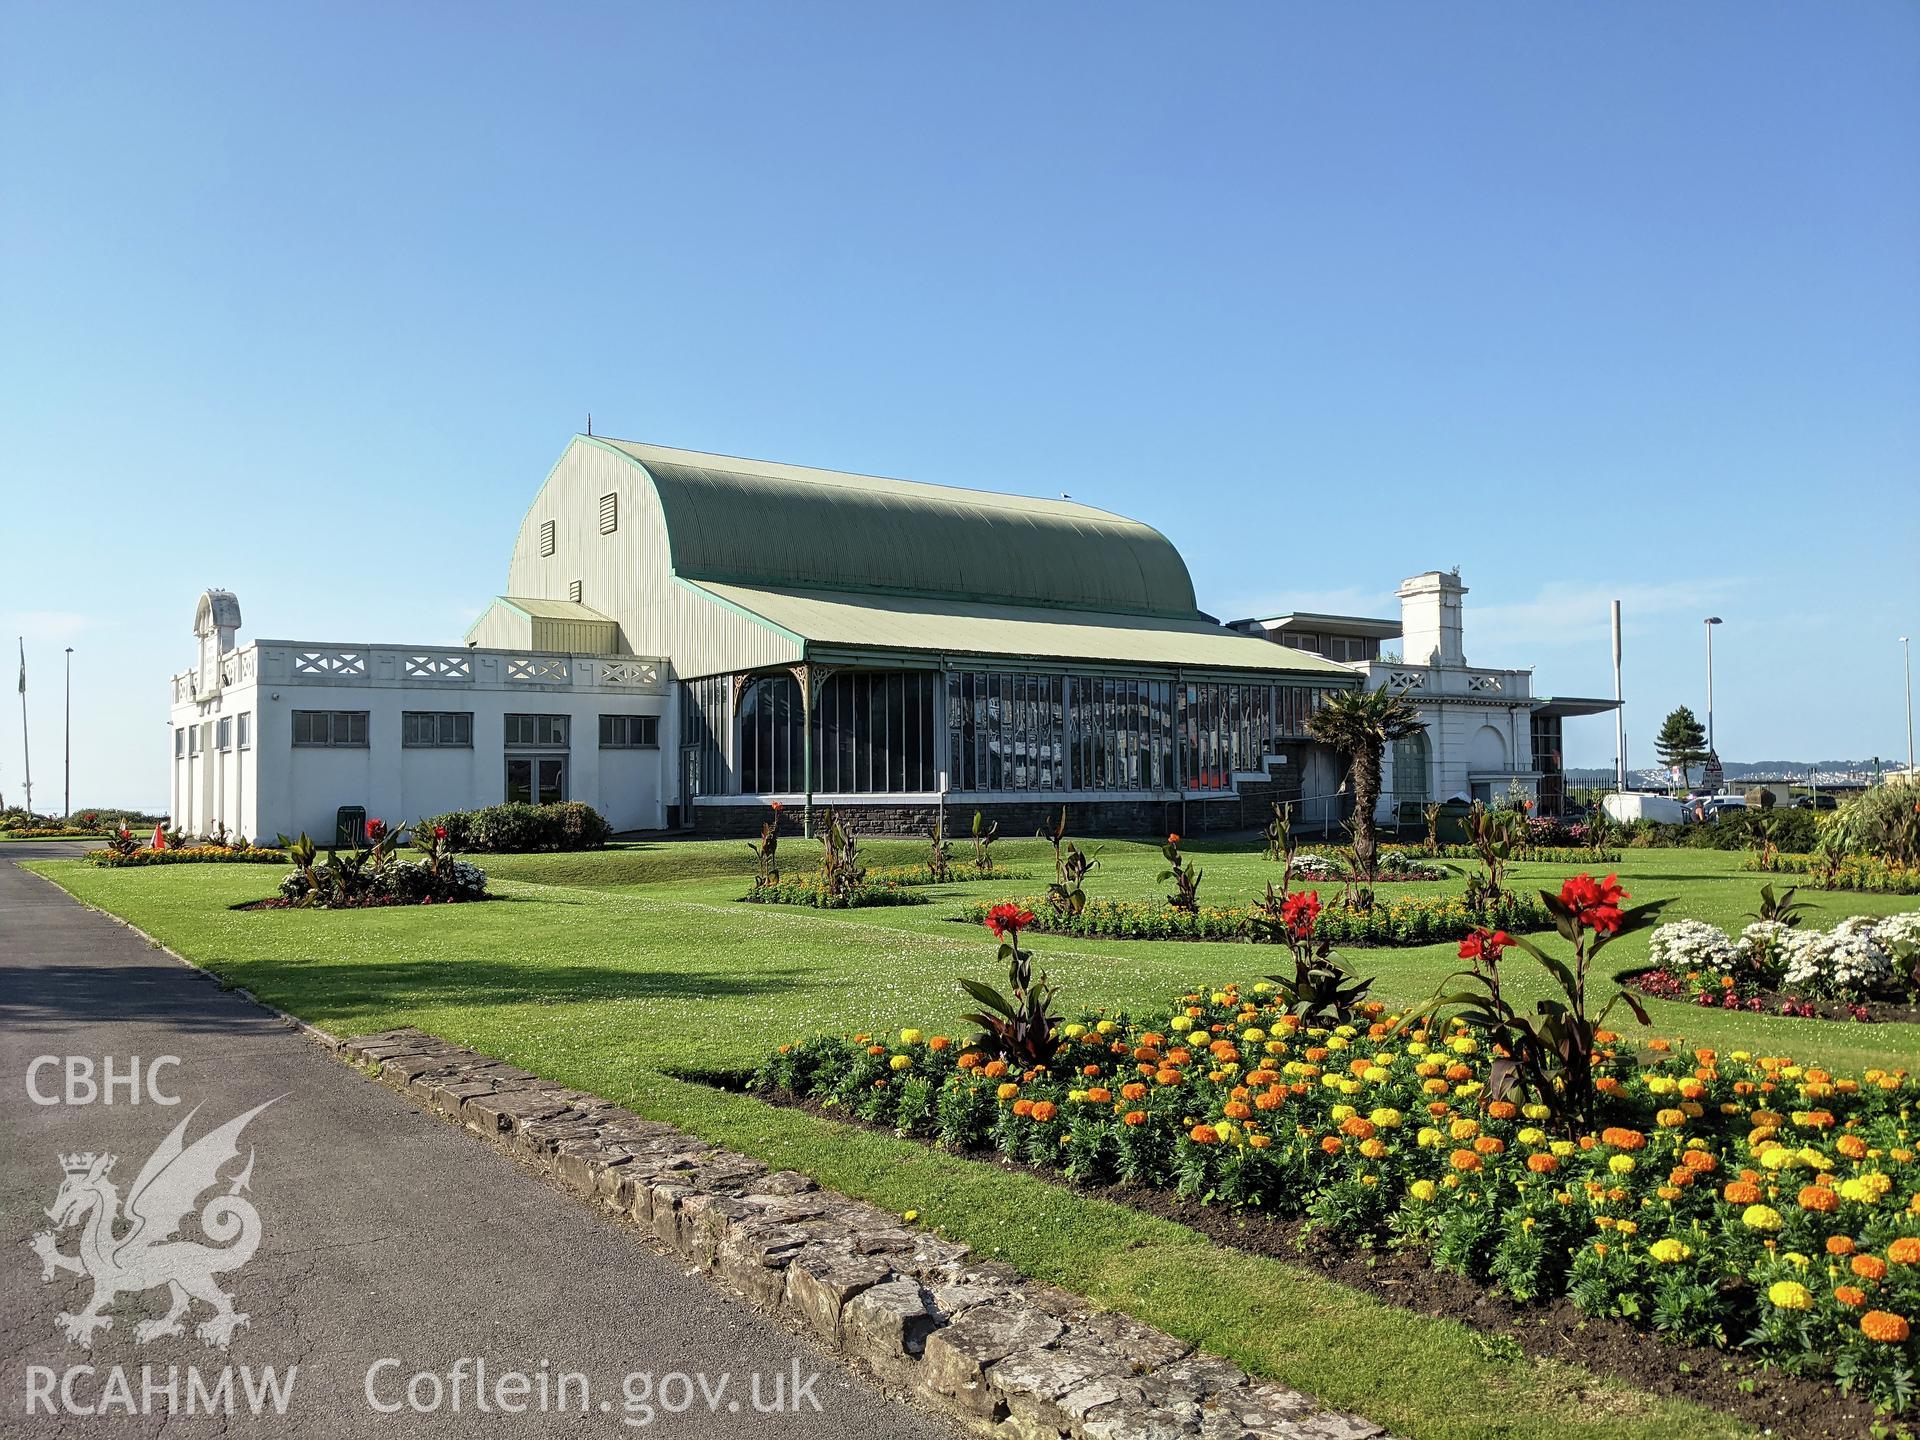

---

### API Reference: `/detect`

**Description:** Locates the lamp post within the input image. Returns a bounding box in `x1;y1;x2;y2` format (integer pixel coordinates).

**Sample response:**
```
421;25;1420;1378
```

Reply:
1704;617;1723;784
64;647;73;820
1902;636;1913;778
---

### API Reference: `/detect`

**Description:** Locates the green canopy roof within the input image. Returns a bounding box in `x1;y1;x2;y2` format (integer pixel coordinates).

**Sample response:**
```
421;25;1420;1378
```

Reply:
684;580;1356;677
595;437;1200;619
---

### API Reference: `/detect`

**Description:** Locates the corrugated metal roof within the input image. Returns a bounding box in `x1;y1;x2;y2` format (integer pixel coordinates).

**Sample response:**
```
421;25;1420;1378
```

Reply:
498;596;616;621
592;437;1200;619
685;580;1358;677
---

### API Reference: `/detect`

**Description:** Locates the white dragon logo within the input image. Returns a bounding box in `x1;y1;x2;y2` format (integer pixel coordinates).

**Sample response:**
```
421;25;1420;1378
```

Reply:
30;1098;281;1350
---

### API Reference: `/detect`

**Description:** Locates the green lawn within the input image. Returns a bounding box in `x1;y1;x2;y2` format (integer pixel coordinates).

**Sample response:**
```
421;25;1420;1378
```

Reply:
26;837;1920;1440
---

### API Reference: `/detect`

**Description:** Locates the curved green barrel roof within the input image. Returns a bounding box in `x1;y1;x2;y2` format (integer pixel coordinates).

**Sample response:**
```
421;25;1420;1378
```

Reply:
593;438;1200;619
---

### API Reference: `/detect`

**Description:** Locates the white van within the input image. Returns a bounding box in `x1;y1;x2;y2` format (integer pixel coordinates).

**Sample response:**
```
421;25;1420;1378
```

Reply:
1601;792;1690;825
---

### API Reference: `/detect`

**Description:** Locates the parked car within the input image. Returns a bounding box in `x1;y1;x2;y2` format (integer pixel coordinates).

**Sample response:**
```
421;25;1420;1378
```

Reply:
1793;794;1839;811
1699;795;1748;819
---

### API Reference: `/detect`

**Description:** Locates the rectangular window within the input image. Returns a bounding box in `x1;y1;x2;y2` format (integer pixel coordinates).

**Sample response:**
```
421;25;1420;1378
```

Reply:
599;714;659;749
174;728;185;758
599;492;618;534
504;713;569;748
506;756;567;804
403;711;473;748
216;717;233;751
567;579;583;603
292;710;369;747
539;519;556;556
237;712;252;749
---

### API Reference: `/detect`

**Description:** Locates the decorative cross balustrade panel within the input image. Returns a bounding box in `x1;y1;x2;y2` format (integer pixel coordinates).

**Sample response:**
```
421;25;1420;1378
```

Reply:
1466;673;1503;693
403;652;474;681
506;656;572;684
1384;670;1427;691
599;660;660;687
292;649;369;679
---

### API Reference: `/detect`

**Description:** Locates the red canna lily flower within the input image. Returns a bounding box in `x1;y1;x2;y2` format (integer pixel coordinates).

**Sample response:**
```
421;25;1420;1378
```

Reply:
984;902;1035;939
1560;872;1628;934
1278;888;1321;940
1459;927;1514;962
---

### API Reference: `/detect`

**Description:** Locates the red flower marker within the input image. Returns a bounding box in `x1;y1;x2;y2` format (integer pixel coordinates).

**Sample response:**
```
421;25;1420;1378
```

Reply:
1560;872;1628;934
1459;927;1514;962
1278;888;1321;940
984;903;1035;939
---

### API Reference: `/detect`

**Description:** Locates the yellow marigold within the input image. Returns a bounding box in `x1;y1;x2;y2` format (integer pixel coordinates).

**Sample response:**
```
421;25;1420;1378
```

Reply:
890;1054;913;1071
1409;1179;1438;1202
1767;1280;1814;1311
1649;1238;1691;1264
1861;1311;1911;1344
1655;1108;1686;1129
1609;1154;1636;1176
1742;1204;1783;1232
997;1082;1020;1101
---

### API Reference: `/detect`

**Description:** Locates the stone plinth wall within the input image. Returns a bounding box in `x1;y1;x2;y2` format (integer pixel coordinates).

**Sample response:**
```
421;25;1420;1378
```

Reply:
339;1028;1383;1440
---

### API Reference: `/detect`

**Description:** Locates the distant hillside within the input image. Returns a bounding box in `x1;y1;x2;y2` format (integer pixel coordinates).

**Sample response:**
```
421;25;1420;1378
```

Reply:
1567;760;1898;786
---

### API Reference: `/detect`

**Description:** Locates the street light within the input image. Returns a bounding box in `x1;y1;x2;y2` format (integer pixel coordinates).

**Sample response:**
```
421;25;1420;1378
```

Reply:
64;647;74;820
1704;617;1723;787
1902;636;1914;778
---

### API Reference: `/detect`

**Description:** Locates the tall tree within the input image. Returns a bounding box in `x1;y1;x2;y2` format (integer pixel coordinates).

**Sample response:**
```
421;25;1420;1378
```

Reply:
1307;686;1426;876
1654;706;1709;791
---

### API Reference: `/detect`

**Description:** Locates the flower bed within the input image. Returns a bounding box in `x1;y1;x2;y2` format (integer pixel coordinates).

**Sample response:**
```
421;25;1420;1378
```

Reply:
87;844;288;866
1630;912;1919;1019
740;878;929;910
759;996;1920;1411
958;890;1553;946
1740;854;1920;895
1290;851;1449;883
4;827;107;840
855;862;1029;888
1385;843;1623;865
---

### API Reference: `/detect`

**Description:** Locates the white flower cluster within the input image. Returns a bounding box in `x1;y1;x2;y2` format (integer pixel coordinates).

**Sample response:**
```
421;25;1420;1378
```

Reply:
1289;853;1343;880
1874;911;1920;954
1647;919;1742;975
1780;917;1895;1000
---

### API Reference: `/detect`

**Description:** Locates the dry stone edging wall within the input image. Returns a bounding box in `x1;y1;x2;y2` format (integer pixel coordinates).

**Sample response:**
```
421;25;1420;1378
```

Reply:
340;1027;1385;1440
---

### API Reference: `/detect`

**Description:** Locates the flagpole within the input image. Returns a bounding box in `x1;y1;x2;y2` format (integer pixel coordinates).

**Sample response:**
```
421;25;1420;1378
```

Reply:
17;637;31;816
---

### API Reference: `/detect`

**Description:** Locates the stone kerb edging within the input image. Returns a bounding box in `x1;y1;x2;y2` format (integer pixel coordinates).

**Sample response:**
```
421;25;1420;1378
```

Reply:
340;1028;1385;1440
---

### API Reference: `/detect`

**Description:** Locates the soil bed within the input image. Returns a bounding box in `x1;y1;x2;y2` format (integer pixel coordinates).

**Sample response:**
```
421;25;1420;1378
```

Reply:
1628;972;1920;1026
749;1081;1895;1440
232;894;498;911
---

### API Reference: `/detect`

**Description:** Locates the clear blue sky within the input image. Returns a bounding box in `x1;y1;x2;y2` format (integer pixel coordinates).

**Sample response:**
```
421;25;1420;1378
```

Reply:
4;2;1915;810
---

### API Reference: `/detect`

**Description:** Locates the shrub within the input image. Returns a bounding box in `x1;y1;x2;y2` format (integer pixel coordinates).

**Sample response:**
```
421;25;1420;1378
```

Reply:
1821;784;1920;866
417;801;612;853
274;827;489;908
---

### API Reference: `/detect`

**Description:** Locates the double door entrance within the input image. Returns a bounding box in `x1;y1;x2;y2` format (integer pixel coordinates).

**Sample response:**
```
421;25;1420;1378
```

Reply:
506;754;567;805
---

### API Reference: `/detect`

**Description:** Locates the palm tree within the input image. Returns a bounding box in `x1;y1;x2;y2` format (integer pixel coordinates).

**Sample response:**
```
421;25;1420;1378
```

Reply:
1307;686;1427;878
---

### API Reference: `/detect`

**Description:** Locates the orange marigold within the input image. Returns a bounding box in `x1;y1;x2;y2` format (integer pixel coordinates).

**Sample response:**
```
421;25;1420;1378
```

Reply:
1085;1087;1112;1104
984;1060;1008;1078
1889;1237;1920;1265
1827;1235;1858;1256
1851;1254;1889;1281
1012;1098;1034;1117
1189;1124;1220;1145
1834;1285;1868;1308
1837;1134;1868;1159
957;1053;982;1070
1527;1153;1559;1174
1029;1101;1057;1123
1122;1110;1147;1126
1680;1150;1717;1173
1798;1186;1840;1213
1321;1135;1344;1155
1600;1127;1646;1151
1342;1116;1376;1140
1450;1149;1483;1172
1224;1101;1252;1121
1474;1136;1505;1156
1486;1100;1518;1121
1121;1082;1147;1101
1723;1181;1762;1205
1860;1311;1911;1344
